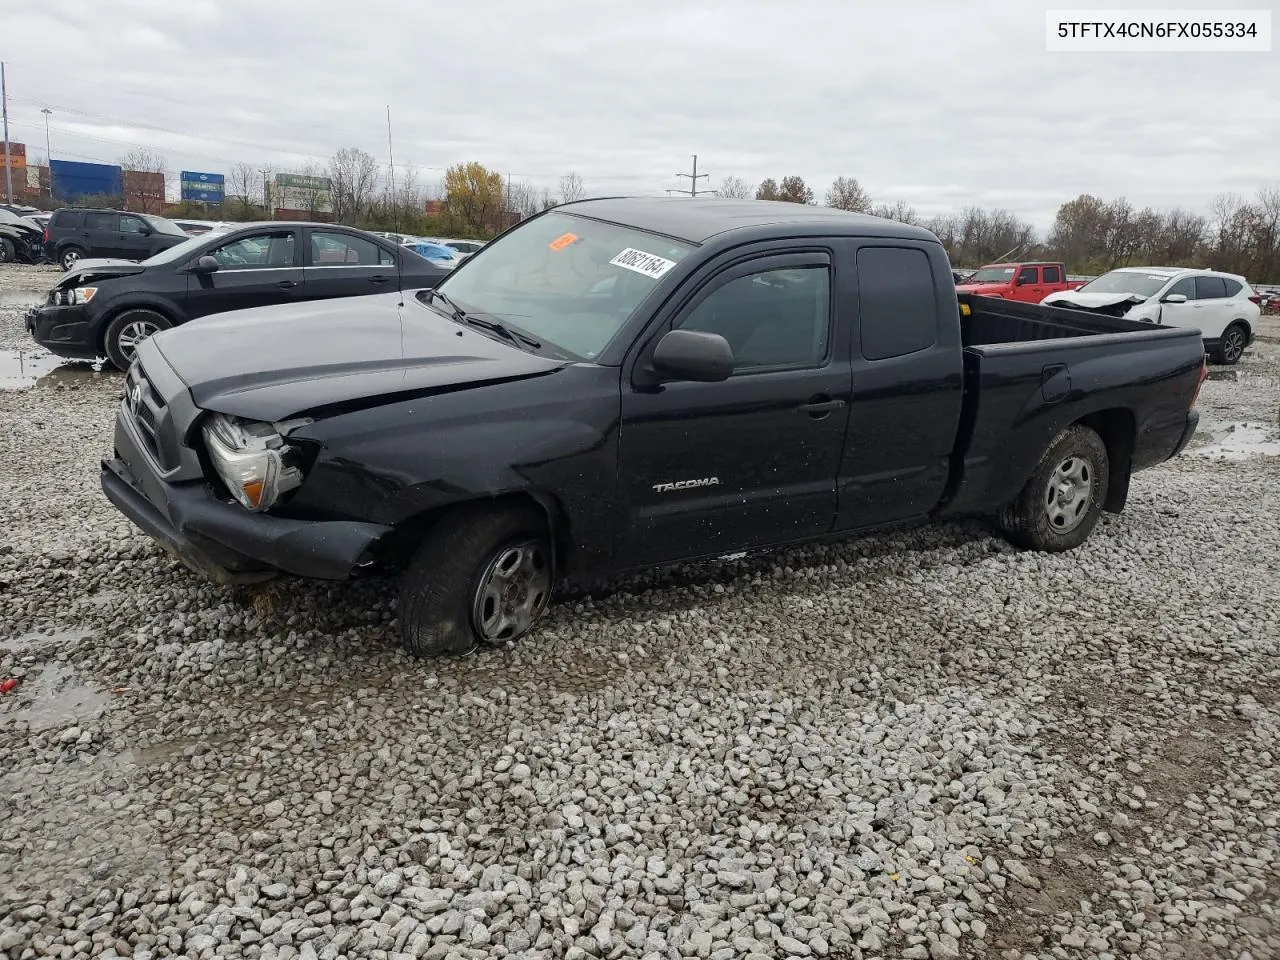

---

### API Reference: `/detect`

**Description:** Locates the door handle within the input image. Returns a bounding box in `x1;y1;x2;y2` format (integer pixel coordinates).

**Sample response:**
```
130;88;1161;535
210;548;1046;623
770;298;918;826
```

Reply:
797;396;846;419
369;275;392;284
275;279;300;288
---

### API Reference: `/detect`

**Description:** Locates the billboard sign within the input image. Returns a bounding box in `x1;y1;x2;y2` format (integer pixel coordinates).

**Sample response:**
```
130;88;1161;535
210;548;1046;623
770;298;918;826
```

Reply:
273;172;333;214
180;170;225;203
50;160;123;203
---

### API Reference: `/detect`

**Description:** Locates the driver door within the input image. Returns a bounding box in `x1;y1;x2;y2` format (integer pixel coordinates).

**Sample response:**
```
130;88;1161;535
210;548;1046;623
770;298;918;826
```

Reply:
183;228;304;319
618;250;851;565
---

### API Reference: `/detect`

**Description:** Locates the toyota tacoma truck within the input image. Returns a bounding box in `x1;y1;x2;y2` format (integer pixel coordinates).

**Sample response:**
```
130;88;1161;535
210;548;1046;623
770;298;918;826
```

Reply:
101;199;1208;657
955;261;1082;303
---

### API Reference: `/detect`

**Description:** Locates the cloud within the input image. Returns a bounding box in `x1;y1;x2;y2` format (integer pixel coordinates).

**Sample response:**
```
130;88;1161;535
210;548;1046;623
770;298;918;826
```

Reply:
2;0;1276;229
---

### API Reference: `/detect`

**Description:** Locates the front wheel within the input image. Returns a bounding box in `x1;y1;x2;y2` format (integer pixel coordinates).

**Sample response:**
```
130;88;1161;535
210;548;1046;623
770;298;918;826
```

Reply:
103;309;172;371
997;425;1110;552
398;506;553;658
0;238;15;263
1215;323;1248;365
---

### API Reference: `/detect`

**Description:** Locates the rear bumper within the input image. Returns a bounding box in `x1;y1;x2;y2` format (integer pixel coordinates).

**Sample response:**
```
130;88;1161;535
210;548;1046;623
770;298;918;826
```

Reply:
102;406;394;583
1169;409;1200;460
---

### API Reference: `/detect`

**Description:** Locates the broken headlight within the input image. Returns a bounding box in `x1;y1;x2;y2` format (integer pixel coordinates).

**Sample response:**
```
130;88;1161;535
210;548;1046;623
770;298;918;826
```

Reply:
201;413;307;512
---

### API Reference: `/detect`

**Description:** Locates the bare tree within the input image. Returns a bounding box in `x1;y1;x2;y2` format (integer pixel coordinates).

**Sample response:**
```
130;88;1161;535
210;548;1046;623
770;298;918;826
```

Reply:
506;179;541;222
716;176;753;199
558;171;585;204
329;147;380;226
870;200;920;225
824;176;871;212
228;162;259;219
119;148;167;213
539;187;558;211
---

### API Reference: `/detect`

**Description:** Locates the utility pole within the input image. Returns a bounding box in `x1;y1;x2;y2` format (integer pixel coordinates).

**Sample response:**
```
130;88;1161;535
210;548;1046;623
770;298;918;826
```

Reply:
261;169;271;218
1;62;13;205
671;154;709;198
41;108;53;201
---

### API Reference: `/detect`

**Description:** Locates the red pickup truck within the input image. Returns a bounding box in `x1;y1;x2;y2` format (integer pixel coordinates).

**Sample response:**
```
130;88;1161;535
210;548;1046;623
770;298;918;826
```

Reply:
956;261;1083;303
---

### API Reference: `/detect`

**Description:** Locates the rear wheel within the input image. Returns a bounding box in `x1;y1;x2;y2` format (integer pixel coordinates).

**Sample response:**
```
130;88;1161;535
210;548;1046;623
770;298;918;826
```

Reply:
398;505;553;658
1215;322;1247;365
0;238;15;263
104;309;171;371
60;246;85;271
997;425;1110;552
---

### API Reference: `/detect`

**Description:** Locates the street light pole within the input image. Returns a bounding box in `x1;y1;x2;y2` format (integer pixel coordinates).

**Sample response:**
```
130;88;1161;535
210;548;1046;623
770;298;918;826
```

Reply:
1;62;13;205
41;108;53;201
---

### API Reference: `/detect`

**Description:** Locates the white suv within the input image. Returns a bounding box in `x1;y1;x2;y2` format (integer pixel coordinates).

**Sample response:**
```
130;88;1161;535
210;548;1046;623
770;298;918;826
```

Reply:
1044;267;1262;364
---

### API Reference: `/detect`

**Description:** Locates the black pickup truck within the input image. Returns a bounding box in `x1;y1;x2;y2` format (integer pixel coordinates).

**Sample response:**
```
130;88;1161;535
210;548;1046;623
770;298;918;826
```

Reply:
101;199;1207;657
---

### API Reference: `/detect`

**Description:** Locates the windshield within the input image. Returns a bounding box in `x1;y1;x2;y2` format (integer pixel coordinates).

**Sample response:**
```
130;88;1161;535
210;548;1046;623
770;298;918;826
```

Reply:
429;212;694;359
1076;271;1172;298
141;235;209;266
968;265;1017;283
143;215;189;238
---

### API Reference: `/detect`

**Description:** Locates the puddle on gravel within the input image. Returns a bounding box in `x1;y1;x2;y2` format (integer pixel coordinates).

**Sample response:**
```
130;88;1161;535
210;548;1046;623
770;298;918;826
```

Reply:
0;348;107;390
1206;369;1239;382
1187;422;1280;461
2;662;110;733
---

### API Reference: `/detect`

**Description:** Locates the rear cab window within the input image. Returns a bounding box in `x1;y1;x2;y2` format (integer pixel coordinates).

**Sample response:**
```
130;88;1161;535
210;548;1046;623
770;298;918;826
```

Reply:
856;247;938;360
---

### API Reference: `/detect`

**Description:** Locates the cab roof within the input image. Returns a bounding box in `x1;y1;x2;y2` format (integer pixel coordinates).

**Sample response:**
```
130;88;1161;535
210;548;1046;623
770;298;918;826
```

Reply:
556;197;939;245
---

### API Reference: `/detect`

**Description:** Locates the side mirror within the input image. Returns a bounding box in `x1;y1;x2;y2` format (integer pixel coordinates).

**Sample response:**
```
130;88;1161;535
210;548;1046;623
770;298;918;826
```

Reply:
652;329;734;383
1161;293;1187;304
191;255;221;274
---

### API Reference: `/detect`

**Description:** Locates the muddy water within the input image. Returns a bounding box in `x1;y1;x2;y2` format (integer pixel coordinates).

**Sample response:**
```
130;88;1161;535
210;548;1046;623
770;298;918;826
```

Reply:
0;348;107;390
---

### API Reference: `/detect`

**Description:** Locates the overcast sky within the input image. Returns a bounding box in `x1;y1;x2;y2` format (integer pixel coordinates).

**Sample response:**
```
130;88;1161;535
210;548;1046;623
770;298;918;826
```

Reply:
2;0;1277;229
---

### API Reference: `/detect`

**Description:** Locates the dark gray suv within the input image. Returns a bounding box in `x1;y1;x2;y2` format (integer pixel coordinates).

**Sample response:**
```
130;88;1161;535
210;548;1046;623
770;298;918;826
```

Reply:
44;209;190;270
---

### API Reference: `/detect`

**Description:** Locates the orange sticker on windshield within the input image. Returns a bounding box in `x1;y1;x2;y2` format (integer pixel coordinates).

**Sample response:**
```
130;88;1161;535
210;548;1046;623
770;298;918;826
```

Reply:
549;232;579;251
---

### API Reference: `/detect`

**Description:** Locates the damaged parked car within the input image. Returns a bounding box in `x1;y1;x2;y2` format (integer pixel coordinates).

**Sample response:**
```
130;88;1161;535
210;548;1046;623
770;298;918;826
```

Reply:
27;222;450;370
101;198;1208;658
1044;267;1262;364
0;207;46;264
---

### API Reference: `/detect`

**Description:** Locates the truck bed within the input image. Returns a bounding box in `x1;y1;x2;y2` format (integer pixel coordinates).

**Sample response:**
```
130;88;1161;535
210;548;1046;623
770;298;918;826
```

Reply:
941;294;1206;515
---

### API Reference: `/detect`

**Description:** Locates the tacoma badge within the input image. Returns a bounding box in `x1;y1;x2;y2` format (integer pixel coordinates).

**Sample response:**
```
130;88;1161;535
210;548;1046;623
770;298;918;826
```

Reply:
653;477;720;493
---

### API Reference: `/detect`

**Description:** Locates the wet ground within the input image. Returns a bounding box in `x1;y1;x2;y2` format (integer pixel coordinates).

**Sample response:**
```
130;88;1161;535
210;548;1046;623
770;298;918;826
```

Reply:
1;265;1278;959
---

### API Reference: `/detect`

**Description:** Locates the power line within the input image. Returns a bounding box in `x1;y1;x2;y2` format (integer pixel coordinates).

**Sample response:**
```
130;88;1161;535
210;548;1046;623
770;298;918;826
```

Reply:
670;154;710;198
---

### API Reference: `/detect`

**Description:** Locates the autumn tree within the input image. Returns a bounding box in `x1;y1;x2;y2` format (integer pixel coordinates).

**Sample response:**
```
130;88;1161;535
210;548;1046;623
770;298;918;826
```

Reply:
716;176;753;199
824;176;871;212
777;176;814;204
443;162;505;234
559;171;585;204
755;179;780;201
329;147;381;225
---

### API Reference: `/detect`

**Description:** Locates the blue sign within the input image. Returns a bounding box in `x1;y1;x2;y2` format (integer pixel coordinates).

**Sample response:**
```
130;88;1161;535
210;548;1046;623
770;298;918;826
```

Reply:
50;160;123;203
181;170;225;203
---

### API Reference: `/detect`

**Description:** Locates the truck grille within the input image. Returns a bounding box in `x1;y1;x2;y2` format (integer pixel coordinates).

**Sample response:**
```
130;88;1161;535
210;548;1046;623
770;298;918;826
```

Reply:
124;362;172;468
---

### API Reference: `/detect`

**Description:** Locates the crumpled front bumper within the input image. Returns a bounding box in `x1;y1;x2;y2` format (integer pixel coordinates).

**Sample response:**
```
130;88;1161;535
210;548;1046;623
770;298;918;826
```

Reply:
102;404;393;584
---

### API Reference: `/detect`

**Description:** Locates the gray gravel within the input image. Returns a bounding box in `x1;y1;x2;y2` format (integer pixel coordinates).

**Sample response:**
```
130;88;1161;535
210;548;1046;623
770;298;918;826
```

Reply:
1;261;1278;959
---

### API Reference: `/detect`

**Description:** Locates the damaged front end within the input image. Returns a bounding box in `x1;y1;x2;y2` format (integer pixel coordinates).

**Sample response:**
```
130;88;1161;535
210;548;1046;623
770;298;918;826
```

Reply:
1048;293;1147;319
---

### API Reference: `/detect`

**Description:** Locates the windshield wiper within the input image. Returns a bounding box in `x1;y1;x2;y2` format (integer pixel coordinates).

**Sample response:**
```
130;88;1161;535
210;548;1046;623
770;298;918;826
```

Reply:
424;287;467;322
463;315;542;350
422;290;542;350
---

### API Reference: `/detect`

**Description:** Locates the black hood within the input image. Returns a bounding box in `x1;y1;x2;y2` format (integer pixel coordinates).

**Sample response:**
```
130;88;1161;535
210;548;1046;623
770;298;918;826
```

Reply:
152;291;569;420
56;259;148;286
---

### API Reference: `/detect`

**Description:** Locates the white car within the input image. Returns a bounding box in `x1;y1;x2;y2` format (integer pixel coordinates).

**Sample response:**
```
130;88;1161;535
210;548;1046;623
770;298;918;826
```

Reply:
1043;267;1262;365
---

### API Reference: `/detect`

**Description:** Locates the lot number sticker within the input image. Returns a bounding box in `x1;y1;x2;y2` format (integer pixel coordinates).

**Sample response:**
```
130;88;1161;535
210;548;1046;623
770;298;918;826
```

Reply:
610;248;676;279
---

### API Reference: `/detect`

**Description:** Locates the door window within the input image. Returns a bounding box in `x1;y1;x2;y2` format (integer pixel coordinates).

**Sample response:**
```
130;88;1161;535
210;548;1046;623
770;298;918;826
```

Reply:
84;212;117;232
1221;278;1243;297
676;265;831;371
310;232;394;266
1165;277;1196;299
1041;265;1061;283
1195;276;1228;299
1016;266;1039;285
208;232;296;270
120;216;148;234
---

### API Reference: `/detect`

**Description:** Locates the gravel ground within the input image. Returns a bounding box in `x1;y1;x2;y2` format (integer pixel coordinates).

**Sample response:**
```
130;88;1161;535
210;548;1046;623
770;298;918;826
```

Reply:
1;261;1277;960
